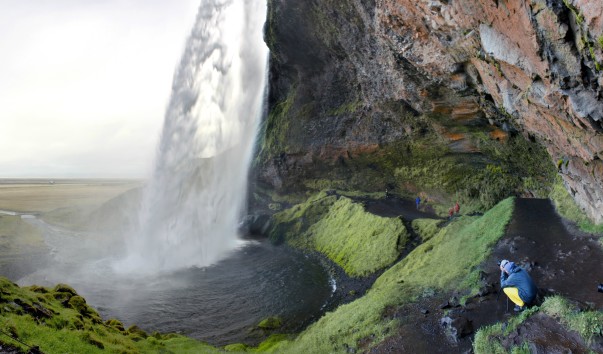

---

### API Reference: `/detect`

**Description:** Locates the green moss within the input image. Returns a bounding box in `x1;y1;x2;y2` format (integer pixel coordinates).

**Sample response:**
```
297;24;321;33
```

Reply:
270;198;514;353
257;87;297;162
0;277;221;354
549;176;603;234
269;191;338;244
474;296;603;353
541;296;603;342
271;194;408;277
254;334;291;352
303;179;349;191
563;0;584;24
308;198;408;277
224;343;249;352
473;306;539;353
105;318;125;332
258;316;282;330
326;101;363;116
53;284;78;296
411;219;441;242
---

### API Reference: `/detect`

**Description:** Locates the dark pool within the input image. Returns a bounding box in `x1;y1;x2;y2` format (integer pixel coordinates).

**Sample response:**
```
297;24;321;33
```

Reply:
14;220;335;346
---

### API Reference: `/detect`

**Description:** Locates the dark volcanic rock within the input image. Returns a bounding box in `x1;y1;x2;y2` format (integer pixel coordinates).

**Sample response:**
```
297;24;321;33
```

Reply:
440;313;474;342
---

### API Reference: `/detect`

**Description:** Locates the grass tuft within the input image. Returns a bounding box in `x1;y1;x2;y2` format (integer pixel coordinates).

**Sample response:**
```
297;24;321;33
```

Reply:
0;277;220;353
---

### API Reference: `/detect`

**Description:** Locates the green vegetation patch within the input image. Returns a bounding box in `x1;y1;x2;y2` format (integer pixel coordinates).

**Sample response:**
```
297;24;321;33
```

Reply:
308;198;408;277
0;277;219;354
258;316;282;330
265;198;514;353
411;218;442;242
473;306;539;354
269;191;338;245
256;87;296;162
474;295;603;353
270;194;407;277
541;296;603;342
549;176;603;235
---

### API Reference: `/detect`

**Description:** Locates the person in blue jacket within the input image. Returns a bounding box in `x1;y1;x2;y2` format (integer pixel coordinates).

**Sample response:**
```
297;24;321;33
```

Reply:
499;259;537;312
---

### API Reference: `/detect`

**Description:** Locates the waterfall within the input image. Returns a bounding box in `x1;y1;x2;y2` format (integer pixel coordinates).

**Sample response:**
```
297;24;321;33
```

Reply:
117;0;268;274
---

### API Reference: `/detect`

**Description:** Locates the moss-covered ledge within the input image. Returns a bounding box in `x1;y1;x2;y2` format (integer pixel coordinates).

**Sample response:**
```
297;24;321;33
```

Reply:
269;192;408;277
0;278;219;354
261;197;515;353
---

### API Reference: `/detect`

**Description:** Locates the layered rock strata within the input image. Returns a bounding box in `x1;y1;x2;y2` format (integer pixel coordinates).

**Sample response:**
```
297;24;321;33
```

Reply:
260;0;603;222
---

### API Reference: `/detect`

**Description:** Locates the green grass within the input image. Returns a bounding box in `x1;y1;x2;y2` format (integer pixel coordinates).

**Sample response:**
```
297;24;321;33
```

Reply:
411;218;442;242
549;176;603;235
308;198;408;276
473;306;539;354
0;278;220;354
541;296;603;342
269;191;338;245
263;197;514;353
271;194;407;277
474;296;603;353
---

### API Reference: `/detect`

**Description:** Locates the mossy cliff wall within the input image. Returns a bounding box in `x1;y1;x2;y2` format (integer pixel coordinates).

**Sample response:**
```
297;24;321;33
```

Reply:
256;0;603;222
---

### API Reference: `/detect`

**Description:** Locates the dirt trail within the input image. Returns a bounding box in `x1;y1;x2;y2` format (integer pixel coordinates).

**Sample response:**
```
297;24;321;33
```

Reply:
366;198;603;353
493;198;603;309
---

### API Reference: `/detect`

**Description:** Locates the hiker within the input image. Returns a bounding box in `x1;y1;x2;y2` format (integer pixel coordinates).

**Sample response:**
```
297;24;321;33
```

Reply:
499;259;537;312
415;196;421;209
454;201;460;214
448;207;454;220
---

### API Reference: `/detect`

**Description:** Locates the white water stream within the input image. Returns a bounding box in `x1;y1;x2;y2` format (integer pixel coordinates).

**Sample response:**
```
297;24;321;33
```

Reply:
116;0;268;274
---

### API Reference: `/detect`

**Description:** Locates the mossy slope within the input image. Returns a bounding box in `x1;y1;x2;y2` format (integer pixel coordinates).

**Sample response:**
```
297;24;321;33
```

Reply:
270;193;408;277
262;197;514;353
0;278;219;354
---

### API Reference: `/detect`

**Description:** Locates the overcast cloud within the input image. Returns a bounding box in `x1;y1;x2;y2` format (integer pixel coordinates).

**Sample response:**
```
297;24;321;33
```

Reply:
0;0;199;178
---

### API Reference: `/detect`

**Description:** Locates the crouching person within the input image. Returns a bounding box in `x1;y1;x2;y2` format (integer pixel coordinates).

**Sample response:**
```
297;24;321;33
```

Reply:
499;259;537;312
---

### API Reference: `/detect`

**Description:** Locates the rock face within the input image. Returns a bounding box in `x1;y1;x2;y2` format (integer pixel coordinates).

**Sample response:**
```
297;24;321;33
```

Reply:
259;0;603;222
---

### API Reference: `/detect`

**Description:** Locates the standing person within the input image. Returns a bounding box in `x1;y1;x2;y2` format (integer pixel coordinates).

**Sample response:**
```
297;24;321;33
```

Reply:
454;201;460;215
415;196;421;210
448;207;454;220
499;260;537;312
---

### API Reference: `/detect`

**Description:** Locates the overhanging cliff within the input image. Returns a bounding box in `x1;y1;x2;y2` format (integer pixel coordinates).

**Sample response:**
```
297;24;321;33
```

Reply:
257;0;603;223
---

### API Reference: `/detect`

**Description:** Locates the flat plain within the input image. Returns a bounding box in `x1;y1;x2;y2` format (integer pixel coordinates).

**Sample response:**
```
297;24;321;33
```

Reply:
0;179;141;213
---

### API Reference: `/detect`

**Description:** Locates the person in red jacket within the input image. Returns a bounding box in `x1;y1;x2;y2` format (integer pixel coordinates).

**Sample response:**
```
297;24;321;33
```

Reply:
454;201;460;214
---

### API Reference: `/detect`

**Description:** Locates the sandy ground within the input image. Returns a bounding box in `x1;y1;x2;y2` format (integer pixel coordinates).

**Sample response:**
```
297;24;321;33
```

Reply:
0;179;141;213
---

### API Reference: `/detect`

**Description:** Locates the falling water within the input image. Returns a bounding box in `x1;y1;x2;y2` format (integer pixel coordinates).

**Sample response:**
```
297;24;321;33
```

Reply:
118;0;268;274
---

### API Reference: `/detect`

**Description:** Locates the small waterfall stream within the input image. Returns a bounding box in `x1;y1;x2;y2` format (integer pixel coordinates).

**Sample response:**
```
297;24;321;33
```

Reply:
118;0;268;274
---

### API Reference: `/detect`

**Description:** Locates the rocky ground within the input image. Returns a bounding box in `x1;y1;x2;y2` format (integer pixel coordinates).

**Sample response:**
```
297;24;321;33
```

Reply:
363;197;603;353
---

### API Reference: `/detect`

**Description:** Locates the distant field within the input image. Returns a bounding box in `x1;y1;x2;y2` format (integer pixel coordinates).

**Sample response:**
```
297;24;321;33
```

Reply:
0;179;142;213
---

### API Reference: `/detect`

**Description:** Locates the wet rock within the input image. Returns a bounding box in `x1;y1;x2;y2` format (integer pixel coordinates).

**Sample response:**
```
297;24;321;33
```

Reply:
13;298;53;319
258;316;282;330
439;301;451;309
239;214;271;238
440;315;473;342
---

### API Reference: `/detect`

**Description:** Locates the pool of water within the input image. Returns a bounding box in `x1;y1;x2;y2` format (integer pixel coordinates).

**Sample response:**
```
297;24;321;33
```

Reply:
15;220;335;346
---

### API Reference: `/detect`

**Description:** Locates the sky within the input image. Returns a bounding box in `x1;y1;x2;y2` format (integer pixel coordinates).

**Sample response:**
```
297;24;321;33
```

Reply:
0;0;200;178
